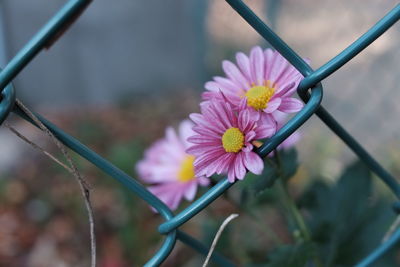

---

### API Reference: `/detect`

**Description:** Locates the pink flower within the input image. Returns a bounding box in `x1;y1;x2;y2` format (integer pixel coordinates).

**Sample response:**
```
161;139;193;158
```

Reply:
136;120;209;211
202;46;305;129
187;98;275;183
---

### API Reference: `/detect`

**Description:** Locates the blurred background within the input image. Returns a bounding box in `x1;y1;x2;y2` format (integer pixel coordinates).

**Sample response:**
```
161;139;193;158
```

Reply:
0;0;399;266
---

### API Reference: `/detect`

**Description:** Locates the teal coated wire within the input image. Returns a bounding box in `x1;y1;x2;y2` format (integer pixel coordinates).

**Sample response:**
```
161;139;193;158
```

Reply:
158;0;325;235
14;104;238;266
226;0;400;266
299;3;400;91
314;107;400;198
0;0;91;94
0;83;15;125
158;84;323;235
225;0;311;77
226;0;400;199
159;179;234;234
13;105;177;266
356;228;400;267
0;0;234;264
0;0;399;266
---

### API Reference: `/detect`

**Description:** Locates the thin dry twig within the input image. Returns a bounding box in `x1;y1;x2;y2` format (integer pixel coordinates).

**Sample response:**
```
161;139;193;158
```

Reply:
4;122;73;174
382;215;400;243
202;213;239;267
10;99;96;267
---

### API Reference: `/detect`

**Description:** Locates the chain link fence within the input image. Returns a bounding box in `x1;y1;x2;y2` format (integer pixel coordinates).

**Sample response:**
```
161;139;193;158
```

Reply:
0;0;400;266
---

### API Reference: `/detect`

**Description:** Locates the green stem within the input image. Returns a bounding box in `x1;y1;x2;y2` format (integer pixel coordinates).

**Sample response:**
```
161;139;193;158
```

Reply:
276;179;311;241
274;150;310;240
274;151;323;267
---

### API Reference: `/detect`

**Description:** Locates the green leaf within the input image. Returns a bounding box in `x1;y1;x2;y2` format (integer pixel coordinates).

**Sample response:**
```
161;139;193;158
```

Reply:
265;241;316;267
238;149;299;207
278;148;299;181
300;161;398;266
251;164;279;194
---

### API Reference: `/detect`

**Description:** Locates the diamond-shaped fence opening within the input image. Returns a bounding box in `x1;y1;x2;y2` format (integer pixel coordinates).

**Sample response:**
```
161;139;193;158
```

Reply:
0;0;399;266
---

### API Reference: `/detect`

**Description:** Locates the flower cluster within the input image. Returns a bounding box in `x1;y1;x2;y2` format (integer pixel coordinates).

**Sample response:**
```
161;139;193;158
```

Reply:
136;46;305;210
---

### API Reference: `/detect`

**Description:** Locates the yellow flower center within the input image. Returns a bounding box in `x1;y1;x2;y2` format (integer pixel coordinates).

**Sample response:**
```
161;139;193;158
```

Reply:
245;82;275;110
178;155;196;182
222;127;245;153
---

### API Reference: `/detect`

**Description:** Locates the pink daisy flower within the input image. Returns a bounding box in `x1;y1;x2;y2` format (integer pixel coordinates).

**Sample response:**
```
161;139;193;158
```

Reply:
136;120;209;211
187;98;275;183
202;46;306;129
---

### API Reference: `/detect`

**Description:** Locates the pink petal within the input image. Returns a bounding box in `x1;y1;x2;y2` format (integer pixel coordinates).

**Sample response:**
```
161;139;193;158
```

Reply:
281;77;302;97
264;97;282;113
269;52;288;83
187;135;220;145
192;126;221;139
243;151;264;175
245;130;256;143
198;177;210;186
260;112;277;126
186;144;221;155
238;108;250;132
190;113;223;135
235;153;247;180
275;81;295;98
145;165;179;183
214;76;241;93
255;125;275;139
279;131;301;150
194;150;226;176
179;120;195;148
166;127;185;155
238;108;258;133
264;49;275;81
236;52;252;81
204;155;228;177
256;113;277;139
222;60;249;89
210;100;233;129
203;107;228;133
215;153;235;175
275;66;300;88
242;143;253;152
247;107;260;121
224;102;238;126
205;81;220;92
228;167;236;183
194;148;225;165
275;56;307;91
201;91;214;101
250;46;265;85
168;190;184;211
148;183;184;211
278;98;303;113
206;79;242;103
238;97;248;111
183;181;198;201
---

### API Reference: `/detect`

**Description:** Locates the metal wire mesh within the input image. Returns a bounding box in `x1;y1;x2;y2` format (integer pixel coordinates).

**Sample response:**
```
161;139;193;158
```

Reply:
0;0;399;266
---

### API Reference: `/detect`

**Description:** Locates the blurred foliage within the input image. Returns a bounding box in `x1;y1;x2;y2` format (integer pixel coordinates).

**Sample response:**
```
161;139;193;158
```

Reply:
0;97;399;266
300;161;398;266
215;150;400;266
